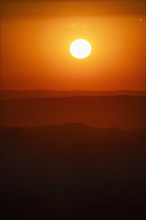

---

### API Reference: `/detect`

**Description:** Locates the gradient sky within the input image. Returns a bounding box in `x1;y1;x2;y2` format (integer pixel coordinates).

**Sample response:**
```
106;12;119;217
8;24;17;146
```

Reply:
1;0;145;90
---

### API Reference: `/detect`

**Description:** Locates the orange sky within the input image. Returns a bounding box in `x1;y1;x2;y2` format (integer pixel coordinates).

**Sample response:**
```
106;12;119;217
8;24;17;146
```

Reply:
1;0;145;90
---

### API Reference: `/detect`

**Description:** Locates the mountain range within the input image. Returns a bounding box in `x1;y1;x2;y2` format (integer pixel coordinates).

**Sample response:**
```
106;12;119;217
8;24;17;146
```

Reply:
1;123;145;219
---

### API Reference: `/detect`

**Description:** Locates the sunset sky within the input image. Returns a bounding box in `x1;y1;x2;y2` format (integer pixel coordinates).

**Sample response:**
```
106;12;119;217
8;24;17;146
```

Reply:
1;0;145;90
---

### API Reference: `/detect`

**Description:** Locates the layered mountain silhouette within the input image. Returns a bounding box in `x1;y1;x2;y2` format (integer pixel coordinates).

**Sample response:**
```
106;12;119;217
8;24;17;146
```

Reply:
0;91;145;219
1;95;145;129
1;123;145;220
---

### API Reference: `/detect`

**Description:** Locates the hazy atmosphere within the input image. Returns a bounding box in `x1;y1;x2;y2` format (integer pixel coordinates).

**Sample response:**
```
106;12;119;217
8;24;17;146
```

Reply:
1;0;145;90
0;1;145;220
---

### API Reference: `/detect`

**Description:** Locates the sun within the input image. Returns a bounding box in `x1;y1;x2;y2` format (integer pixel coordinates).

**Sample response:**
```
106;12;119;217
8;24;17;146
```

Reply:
70;39;92;59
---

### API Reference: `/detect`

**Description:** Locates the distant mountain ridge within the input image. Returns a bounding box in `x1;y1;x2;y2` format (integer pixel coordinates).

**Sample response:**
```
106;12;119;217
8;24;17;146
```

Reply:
1;95;145;129
1;90;145;100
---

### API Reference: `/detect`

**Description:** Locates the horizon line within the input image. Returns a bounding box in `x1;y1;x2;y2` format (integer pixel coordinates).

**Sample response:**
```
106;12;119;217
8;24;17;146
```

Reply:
1;89;146;92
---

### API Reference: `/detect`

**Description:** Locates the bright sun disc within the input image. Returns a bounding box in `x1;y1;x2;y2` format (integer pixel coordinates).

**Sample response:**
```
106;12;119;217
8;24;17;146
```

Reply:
70;39;92;59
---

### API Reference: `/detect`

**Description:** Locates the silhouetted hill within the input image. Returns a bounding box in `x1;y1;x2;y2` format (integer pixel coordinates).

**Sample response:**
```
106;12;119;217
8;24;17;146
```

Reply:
1;124;145;219
1;90;145;100
1;96;145;129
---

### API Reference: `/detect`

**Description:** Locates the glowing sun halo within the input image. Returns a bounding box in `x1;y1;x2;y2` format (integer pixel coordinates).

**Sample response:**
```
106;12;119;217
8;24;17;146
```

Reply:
70;39;92;59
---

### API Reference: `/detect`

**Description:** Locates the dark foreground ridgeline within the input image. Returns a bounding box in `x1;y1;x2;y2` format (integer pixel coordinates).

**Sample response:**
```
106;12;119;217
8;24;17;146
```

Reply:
1;124;145;220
